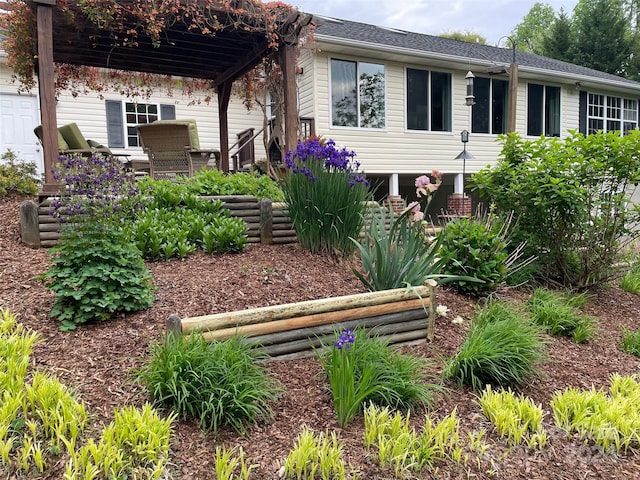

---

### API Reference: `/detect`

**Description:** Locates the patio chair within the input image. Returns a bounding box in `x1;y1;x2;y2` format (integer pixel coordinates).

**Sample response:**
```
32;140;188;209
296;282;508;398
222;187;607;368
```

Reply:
136;120;220;180
34;122;113;156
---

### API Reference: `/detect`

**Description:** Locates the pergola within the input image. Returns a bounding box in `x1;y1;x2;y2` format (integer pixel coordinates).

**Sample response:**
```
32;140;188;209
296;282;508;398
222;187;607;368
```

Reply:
30;0;310;193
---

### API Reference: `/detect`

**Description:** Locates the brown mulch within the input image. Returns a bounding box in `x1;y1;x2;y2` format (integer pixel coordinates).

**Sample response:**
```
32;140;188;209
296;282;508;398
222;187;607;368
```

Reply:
2;194;640;479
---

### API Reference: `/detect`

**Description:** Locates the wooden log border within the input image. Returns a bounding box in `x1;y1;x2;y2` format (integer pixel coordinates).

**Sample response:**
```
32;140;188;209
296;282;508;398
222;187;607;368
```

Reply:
166;282;437;359
22;197;391;248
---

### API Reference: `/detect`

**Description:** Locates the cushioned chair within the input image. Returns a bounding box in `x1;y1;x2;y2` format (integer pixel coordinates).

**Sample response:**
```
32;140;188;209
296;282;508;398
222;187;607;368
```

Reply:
34;123;112;156
136;120;220;180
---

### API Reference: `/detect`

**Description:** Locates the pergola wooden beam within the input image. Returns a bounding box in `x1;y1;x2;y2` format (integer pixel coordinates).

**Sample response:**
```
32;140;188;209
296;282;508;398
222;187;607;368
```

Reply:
29;0;310;180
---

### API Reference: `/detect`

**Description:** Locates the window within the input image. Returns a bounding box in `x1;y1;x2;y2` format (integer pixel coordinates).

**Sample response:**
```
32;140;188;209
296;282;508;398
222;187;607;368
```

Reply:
527;84;561;137
331;59;385;128
587;93;637;135
471;77;508;134
406;68;452;131
105;100;175;148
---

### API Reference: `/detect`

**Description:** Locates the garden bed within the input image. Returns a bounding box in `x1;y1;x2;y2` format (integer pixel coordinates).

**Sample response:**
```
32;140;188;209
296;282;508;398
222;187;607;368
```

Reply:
2;195;640;479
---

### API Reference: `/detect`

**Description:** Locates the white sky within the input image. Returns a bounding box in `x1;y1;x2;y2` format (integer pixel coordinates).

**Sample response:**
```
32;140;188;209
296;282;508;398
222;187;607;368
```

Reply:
287;0;580;46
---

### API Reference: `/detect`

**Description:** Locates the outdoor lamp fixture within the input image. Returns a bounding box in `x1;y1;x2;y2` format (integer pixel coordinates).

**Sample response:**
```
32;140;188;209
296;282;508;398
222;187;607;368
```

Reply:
455;129;475;192
465;71;475;106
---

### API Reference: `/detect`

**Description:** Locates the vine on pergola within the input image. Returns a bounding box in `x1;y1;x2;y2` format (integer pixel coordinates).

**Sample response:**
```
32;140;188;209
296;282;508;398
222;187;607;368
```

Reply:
0;0;311;105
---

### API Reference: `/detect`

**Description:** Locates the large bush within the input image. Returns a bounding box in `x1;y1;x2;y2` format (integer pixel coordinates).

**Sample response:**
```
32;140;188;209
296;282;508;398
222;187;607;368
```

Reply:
187;167;284;201
282;138;371;257
471;131;640;288
0;149;40;196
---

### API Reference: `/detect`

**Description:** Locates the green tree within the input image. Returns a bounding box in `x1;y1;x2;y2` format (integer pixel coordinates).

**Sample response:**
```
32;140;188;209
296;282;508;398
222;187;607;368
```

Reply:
440;31;488;44
511;2;557;54
571;0;632;76
541;9;574;62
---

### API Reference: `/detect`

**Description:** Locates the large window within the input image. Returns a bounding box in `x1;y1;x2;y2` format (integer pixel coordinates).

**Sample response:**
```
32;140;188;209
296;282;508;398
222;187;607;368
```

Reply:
105;100;175;148
587;93;637;135
406;68;452;131
471;77;508;134
527;84;561;137
331;59;385;128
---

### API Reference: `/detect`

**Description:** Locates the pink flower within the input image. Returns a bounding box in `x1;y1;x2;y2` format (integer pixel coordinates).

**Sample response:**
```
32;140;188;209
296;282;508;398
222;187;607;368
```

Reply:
431;169;443;180
403;201;424;221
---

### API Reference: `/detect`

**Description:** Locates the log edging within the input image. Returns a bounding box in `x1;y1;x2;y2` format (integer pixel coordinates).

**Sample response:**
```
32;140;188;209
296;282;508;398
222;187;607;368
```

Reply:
166;282;437;359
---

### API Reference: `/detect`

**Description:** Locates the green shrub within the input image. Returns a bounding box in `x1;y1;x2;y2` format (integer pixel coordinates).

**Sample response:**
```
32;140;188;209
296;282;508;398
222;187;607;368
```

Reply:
137;334;279;433
439;216;507;295
444;302;547;390
621;259;640;294
525;288;596;343
0;149;40;196
283;138;371;257
188;168;284;201
42;154;154;330
471;131;640;288
620;329;640;357
42;228;155;330
125;180;247;259
319;329;437;427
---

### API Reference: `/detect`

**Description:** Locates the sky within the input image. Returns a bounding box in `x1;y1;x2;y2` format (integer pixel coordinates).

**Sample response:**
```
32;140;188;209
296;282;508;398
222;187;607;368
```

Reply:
287;0;580;46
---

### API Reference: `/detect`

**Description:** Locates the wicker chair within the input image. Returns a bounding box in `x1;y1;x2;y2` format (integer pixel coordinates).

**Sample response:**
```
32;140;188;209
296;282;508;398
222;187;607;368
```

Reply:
136;120;220;180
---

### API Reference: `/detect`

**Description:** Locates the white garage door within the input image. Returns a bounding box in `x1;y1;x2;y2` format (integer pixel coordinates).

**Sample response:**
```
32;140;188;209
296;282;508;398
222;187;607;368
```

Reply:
0;93;43;175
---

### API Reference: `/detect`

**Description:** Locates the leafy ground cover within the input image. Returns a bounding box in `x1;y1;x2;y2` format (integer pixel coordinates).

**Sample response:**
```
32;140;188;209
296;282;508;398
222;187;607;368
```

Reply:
2;194;640;479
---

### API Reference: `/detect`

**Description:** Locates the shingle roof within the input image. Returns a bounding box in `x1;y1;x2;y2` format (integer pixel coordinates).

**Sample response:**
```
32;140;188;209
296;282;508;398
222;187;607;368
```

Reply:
312;15;640;88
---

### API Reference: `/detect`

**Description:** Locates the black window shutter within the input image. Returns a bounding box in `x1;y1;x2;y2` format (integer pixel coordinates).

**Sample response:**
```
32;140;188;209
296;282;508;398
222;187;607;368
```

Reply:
578;91;587;135
105;100;125;148
160;104;176;120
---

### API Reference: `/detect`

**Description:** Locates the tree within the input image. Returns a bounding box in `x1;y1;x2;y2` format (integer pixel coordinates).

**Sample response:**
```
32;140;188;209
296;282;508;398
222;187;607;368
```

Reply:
510;2;557;54
541;9;574;62
570;0;632;76
439;31;488;44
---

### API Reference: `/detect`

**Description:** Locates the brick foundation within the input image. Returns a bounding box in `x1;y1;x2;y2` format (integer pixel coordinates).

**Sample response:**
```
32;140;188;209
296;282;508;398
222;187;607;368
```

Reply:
386;195;406;215
447;194;472;217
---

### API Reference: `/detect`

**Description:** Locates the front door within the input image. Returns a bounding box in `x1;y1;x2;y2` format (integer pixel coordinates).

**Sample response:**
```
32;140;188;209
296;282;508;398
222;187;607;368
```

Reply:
0;93;43;175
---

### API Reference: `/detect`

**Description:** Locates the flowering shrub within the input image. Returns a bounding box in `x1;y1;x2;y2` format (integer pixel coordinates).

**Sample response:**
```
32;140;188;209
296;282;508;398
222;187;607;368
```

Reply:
283;138;371;257
41;154;154;330
0;149;40;196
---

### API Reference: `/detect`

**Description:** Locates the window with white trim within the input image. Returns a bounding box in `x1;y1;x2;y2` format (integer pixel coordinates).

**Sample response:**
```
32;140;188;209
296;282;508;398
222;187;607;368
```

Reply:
125;103;159;147
406;68;452;131
527;83;560;137
587;93;637;135
330;59;385;128
105;100;175;148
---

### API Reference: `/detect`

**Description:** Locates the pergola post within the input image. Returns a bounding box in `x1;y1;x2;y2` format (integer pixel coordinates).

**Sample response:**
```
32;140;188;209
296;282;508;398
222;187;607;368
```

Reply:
279;43;299;155
217;80;233;173
35;0;59;195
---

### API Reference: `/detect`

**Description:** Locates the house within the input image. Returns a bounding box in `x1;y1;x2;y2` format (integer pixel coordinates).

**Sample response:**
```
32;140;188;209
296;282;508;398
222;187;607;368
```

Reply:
4;10;640;215
297;15;640;215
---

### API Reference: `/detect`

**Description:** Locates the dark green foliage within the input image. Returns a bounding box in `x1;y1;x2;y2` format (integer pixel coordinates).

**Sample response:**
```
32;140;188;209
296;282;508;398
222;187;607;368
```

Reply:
41;228;155;330
444;302;547;391
620;329;640;357
525;288;596;343
0;149;40;196
471;131;640;289
187;168;285;201
352;208;458;291
439;217;508;296
138;334;279;433
124;180;247;259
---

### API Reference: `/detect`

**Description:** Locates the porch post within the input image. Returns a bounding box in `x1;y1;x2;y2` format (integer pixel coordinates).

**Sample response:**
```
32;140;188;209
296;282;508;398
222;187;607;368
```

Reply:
35;0;59;194
217;80;232;173
280;43;299;155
